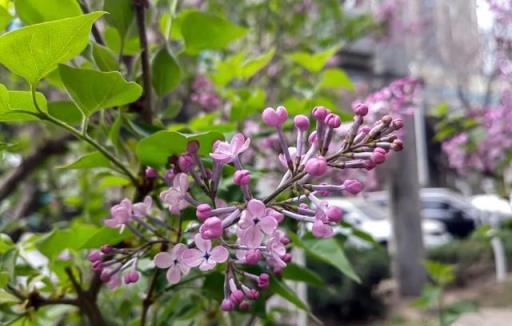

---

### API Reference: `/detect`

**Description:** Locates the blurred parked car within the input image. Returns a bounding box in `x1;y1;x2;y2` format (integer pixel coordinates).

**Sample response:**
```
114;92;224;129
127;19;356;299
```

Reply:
367;188;478;238
325;198;451;248
470;194;512;224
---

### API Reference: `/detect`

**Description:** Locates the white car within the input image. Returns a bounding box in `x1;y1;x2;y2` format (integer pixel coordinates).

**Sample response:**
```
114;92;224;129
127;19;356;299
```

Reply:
325;198;451;248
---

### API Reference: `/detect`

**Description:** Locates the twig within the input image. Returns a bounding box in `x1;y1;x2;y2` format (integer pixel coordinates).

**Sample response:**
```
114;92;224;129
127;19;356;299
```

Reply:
134;0;152;124
79;0;105;45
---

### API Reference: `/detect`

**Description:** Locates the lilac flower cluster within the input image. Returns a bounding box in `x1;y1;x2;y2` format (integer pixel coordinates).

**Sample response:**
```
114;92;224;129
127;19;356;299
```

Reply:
190;75;222;112
89;104;404;311
442;91;512;175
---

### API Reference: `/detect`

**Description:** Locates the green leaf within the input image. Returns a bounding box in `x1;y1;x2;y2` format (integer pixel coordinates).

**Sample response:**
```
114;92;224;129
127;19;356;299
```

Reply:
291;233;360;282
269;277;308;311
240;48;275;79
229;88;266;121
136;131;224;166
0;271;9;288
152;47;182;96
182;11;247;53
47;101;82;124
15;0;82;25
0;233;14;254
103;0;134;39
0;6;12;31
0;289;19;304
58;151;111;170
80;227;130;249
319;68;354;91
282;263;325;287
0;12;105;84
104;26;140;56
59;64;142;117
91;42;119;72
0;84;47;121
98;175;130;190
288;46;340;72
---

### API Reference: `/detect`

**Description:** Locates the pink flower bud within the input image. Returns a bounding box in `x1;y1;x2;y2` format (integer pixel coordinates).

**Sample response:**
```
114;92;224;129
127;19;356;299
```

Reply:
305;156;328;176
262;106;288;127
196;204;212;221
92;260;103;272
246;289;260;300
230;289;245;304
381;115;393;125
124;271;140;284
282;253;292;263
294;115;310;131
100;270;112;283
164;169;175;183
280;236;291;245
266;208;284;223
324;113;341;128
343;179;363;195
391;139;404;151
392;118;404;129
239;301;251;311
353;103;368;116
245;249;262;265
233;169;251;186
187;140;200;153
326;206;343;223
101;245;113;254
365;160;376;170
88;250;102;262
221;298;235;311
257;273;270;288
312;220;334;238
199;217;223;240
145;167;158;178
371;149;386;164
178;154;194;172
308;131;318;144
312;106;330;121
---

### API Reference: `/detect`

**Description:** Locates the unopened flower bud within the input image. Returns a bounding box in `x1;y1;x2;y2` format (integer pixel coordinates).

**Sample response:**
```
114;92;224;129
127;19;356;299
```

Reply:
164;169;175;183
266;208;284;223
145;167;158;178
391;139;404;151
305;156;328;176
124;271;140;284
187;140;200;153
262;106;288;127
312;106;330;121
353;103;368;116
230;289;245;304
245;249;262;265
246;289;260;300
88;250;102;262
233;169;251;186
343;179;363;195
325;113;341;128
371;149;386;164
100;269;112;283
294;115;310;131
326;206;343;223
101;245;114;254
282;253;292;263
280;236;291;245
308;131;318;144
178;154;194;172
381;115;392;125
239;301;251;311
392;118;404;129
199;217;223;240
257;273;270;288
221;298;235;311
196;204;212;221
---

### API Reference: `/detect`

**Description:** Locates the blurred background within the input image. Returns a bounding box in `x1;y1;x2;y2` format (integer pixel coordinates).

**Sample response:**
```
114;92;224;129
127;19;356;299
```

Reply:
1;0;512;325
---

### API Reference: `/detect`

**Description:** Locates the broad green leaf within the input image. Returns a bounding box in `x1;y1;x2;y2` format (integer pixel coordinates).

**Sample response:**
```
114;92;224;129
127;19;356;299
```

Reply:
282;262;325;287
58;151;110;170
98;175;130;190
48;101;82;124
104;26;140;56
269;277;308;311
182;11;247;53
136;131;224;166
80;227;130;249
0;289;19;304
0;271;9;288
59;64;142;117
15;0;82;25
152;47;181;96
291;233;360;282
240;48;275;79
288;46;340;72
211;52;245;86
0;233;14;254
319;68;354;91
0;12;105;84
103;0;134;39
108;113;123;149
91;42;119;72
229;88;266;121
0;6;11;31
0;85;47;121
159;9;192;41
